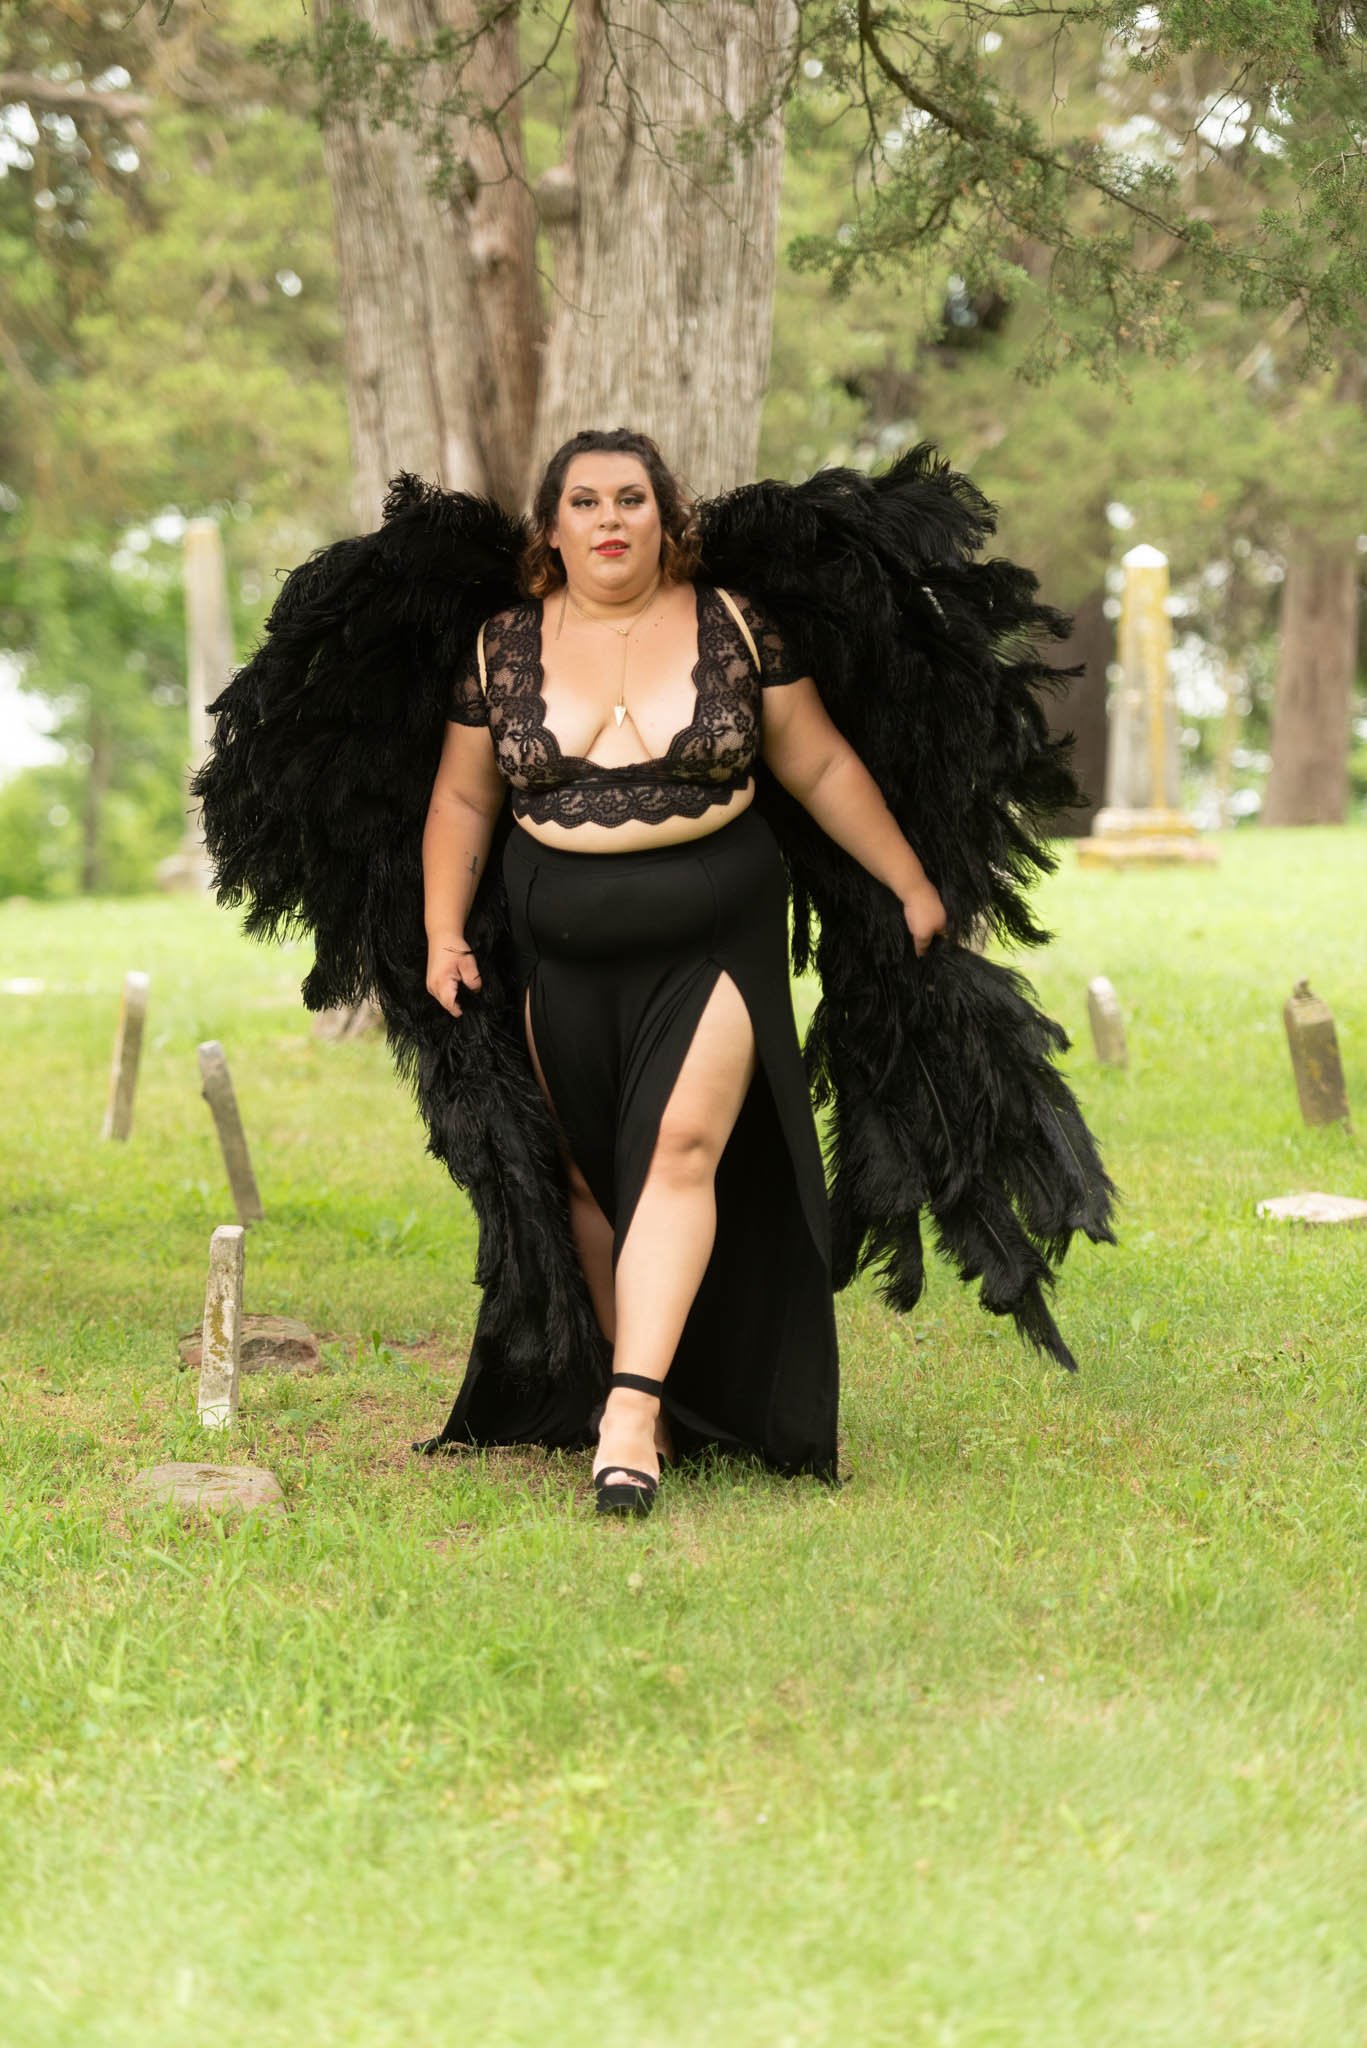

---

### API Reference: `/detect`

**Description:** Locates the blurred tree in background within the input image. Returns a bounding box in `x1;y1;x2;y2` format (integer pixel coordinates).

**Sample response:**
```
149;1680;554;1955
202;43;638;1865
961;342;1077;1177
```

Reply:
768;2;1367;826
0;0;1362;896
0;0;345;538
0;0;346;893
0;530;188;893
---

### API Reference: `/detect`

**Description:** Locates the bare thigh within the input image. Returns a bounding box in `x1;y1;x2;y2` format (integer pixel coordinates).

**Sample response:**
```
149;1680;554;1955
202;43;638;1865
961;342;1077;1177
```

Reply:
616;967;758;1261
523;972;758;1234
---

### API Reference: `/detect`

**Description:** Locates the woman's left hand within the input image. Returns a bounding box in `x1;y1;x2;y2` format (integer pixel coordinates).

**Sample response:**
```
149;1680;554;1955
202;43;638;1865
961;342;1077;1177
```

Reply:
902;878;949;958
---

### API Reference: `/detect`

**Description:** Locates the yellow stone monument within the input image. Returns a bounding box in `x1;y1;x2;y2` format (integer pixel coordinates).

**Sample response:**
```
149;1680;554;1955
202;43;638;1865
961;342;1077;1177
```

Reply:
1077;544;1218;868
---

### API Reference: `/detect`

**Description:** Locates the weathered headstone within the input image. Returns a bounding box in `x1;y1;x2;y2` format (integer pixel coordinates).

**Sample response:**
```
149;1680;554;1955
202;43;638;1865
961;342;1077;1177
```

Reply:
1283;980;1352;1132
178;1313;320;1377
197;1040;264;1223
100;970;150;1141
1255;1192;1367;1226
1077;545;1218;868
158;518;231;891
198;1223;245;1427
128;1462;284;1516
1087;976;1128;1066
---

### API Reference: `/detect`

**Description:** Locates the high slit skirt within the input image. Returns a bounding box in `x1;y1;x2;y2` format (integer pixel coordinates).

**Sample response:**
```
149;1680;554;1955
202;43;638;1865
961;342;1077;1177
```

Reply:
423;802;840;1480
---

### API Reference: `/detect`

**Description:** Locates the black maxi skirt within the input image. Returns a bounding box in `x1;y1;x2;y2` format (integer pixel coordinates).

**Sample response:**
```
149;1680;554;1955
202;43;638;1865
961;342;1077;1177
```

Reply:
420;802;840;1480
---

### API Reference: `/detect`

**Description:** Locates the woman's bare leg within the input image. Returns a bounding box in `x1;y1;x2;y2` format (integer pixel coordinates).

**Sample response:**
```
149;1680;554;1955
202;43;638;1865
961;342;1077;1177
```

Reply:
596;970;757;1490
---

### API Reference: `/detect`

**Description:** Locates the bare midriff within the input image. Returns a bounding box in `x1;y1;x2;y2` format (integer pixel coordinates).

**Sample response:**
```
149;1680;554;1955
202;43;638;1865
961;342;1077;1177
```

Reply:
511;776;756;855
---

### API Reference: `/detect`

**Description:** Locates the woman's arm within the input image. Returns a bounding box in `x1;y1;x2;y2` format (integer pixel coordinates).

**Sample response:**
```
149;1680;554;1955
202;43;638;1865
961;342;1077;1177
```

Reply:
760;676;948;957
422;718;507;1017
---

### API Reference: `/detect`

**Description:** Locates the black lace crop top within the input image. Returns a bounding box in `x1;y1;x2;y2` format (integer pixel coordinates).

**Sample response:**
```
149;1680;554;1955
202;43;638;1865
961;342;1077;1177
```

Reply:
446;582;805;829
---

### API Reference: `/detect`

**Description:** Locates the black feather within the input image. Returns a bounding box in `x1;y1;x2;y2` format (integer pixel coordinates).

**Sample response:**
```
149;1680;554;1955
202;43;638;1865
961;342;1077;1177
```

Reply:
194;442;1118;1385
193;487;602;1385
699;443;1118;1362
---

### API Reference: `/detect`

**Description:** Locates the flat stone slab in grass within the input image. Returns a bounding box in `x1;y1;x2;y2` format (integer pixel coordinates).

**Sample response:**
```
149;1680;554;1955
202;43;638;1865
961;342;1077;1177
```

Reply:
178;1314;320;1376
1255;1191;1367;1226
129;1463;285;1516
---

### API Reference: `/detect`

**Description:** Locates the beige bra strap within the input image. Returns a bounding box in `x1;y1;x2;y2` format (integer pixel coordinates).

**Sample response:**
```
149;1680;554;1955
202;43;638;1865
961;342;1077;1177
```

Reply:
475;619;489;699
715;585;760;676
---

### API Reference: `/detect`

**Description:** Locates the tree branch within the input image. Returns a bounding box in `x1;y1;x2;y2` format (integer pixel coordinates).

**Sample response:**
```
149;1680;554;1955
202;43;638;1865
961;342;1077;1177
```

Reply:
853;0;1215;253
0;73;152;121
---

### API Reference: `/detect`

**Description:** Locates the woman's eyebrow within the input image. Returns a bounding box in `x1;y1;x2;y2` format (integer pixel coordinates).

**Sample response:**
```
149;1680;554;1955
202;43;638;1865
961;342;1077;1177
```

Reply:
569;486;643;496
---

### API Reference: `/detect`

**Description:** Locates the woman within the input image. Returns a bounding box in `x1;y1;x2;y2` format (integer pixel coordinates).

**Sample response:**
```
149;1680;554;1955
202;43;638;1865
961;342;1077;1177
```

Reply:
421;428;947;1512
194;431;1117;1505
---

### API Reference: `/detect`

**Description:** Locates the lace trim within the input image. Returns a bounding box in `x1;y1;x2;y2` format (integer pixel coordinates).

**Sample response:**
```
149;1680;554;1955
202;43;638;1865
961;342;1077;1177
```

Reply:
511;780;744;828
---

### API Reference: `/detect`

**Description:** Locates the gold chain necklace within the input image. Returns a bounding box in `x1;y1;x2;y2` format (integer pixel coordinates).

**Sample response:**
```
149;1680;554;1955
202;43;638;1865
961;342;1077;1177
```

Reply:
557;569;664;727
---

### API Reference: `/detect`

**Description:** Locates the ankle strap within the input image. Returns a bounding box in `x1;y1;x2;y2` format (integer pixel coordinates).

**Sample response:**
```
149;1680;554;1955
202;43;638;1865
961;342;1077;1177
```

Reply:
610;1372;665;1397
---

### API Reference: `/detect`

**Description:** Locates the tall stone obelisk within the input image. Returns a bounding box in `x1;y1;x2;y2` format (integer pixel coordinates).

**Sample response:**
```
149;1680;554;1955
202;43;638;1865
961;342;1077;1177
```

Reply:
1077;544;1217;868
158;518;231;891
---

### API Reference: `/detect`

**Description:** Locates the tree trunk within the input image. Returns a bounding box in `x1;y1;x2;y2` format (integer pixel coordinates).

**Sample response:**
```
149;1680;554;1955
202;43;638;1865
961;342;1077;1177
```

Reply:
314;0;542;526
82;707;111;894
1261;532;1360;826
1039;585;1111;836
530;0;799;501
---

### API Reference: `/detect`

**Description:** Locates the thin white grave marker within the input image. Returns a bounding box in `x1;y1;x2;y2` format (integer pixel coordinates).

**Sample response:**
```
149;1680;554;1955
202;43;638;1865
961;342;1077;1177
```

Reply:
1086;976;1128;1067
198;1224;245;1428
100;971;150;1140
197;1040;264;1223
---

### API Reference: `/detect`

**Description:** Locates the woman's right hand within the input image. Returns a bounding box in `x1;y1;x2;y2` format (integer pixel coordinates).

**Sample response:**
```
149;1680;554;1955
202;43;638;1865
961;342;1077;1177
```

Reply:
427;937;482;1018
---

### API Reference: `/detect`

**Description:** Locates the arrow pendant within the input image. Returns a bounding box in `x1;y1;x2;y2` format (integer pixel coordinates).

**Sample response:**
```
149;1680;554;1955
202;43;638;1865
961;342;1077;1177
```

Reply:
614;703;627;725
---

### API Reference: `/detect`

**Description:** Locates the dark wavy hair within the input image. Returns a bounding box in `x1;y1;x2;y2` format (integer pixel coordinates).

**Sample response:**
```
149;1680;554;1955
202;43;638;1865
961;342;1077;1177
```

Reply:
521;428;703;597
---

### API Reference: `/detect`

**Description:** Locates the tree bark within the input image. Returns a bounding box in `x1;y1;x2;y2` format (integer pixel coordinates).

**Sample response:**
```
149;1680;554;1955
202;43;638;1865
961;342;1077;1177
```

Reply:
82;707;111;894
314;0;541;525
530;0;799;501
1038;585;1111;836
1261;532;1360;826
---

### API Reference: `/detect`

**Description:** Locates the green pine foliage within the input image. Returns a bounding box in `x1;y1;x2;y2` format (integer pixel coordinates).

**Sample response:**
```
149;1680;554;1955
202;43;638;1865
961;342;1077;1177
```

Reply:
2;0;1364;890
764;8;1367;823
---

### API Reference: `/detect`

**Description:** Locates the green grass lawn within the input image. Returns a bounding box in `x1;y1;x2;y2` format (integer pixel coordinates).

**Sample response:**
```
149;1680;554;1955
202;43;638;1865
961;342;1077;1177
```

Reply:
1;824;1364;2047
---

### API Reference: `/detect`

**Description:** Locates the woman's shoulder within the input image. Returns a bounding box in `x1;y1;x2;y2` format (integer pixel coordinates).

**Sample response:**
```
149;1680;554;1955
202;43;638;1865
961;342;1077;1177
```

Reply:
706;583;775;625
707;585;806;686
478;596;539;637
703;584;790;640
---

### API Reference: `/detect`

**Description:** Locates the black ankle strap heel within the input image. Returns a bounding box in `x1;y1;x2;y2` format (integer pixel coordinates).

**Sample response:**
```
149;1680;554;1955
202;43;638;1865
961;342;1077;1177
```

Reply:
593;1467;658;1516
610;1372;665;1398
594;1372;667;1516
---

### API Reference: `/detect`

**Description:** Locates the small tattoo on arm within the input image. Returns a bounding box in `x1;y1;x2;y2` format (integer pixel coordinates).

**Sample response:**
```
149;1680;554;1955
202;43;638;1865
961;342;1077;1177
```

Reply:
467;854;480;877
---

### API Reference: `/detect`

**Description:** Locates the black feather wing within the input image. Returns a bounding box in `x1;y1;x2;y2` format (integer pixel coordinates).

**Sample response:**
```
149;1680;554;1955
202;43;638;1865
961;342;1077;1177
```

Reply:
698;441;1120;1372
192;474;601;1382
